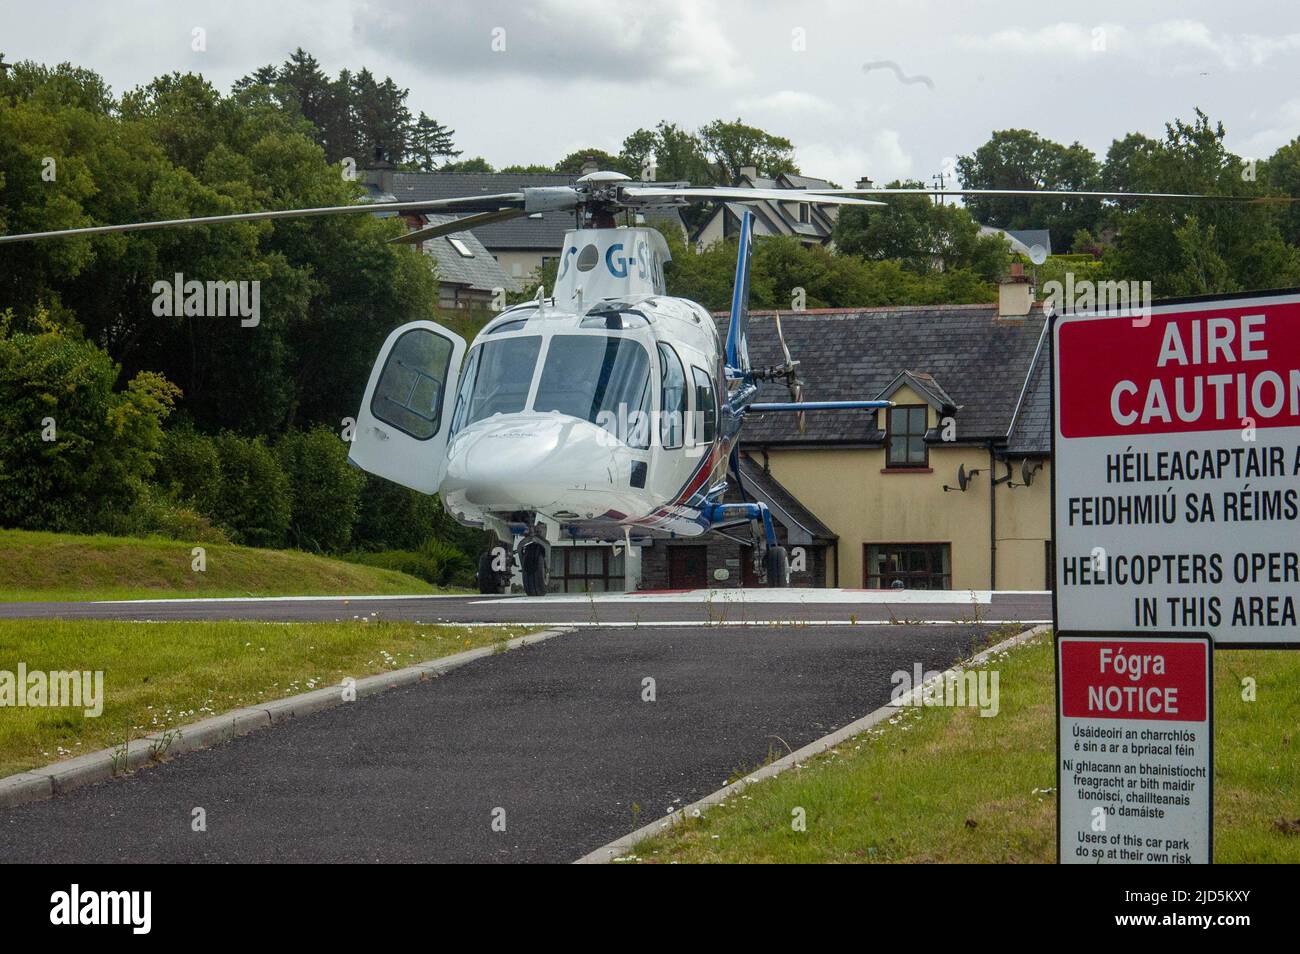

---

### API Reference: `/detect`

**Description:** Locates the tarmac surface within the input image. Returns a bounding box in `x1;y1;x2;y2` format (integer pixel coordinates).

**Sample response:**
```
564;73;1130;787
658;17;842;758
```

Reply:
0;589;1048;863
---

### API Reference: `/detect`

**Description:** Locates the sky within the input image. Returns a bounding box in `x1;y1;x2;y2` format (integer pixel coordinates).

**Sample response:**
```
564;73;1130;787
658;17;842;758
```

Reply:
4;0;1300;187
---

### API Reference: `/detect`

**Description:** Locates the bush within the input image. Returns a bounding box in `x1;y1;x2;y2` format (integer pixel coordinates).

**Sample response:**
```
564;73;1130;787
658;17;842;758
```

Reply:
210;432;292;548
105;483;230;544
345;536;474;588
154;425;222;515
276;426;364;553
0;317;180;532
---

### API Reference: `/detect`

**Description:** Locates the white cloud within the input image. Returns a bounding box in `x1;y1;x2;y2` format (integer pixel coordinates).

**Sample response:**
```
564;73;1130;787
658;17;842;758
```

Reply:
797;130;913;188
735;90;838;117
956;19;1300;72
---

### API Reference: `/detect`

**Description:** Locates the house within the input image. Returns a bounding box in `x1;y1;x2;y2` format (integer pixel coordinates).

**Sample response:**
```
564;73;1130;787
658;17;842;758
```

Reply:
362;169;686;283
550;278;1055;594
693;168;842;249
410;213;520;310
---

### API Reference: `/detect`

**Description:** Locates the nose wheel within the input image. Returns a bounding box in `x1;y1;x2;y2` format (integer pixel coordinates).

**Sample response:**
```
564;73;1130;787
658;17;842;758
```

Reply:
521;541;548;597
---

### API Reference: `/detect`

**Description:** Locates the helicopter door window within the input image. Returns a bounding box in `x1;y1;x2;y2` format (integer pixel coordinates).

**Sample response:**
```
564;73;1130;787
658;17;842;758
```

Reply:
533;335;650;448
450;336;542;433
658;343;686;449
691;366;717;444
369;328;455;440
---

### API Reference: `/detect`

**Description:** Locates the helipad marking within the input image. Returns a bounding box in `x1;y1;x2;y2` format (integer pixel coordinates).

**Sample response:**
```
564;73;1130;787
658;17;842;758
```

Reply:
91;594;468;605
479;588;1029;605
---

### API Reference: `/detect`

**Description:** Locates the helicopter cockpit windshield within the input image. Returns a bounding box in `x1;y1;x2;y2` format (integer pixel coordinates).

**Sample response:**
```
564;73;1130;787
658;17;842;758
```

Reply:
450;335;541;432
534;335;650;447
450;332;651;447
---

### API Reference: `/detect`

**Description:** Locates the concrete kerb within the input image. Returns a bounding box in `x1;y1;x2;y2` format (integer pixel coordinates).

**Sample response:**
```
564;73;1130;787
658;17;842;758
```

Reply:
573;622;1052;863
0;626;571;811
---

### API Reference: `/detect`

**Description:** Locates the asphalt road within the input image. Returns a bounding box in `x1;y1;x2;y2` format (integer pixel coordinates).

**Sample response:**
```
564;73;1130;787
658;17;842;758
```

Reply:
0;622;1011;863
0;589;1051;625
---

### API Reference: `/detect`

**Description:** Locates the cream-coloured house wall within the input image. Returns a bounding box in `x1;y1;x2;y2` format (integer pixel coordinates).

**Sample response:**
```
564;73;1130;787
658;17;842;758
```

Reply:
756;384;1052;591
491;250;547;285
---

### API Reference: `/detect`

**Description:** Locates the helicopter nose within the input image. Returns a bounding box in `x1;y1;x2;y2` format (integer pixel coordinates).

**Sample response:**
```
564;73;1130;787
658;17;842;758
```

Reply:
444;414;625;510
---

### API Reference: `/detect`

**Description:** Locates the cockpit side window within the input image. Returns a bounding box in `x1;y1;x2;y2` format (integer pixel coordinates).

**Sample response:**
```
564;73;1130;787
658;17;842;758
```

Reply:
450;335;541;434
691;366;717;444
658;343;686;449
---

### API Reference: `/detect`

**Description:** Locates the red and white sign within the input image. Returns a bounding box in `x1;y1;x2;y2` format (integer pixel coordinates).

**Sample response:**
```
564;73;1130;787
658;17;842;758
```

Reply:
1052;291;1300;646
1058;634;1212;864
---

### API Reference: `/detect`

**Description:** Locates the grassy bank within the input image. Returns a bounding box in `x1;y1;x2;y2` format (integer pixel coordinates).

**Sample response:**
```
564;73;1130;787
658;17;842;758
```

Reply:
0;528;450;601
628;634;1300;863
0;618;531;778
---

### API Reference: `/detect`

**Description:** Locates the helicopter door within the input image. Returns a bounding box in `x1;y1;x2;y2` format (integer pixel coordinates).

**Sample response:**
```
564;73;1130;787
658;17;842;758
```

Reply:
348;320;466;494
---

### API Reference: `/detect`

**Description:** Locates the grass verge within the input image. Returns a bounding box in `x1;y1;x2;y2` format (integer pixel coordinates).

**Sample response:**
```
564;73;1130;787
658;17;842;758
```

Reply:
0;618;532;778
0;528;454;601
626;632;1300;863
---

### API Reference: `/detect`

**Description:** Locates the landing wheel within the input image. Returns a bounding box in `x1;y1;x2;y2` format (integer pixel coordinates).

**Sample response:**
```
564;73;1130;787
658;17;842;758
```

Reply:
765;546;790;588
521;542;548;597
477;551;503;595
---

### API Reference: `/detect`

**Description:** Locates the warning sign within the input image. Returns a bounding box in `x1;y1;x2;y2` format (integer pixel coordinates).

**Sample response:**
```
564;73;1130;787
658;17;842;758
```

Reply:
1057;633;1212;864
1052;290;1300;646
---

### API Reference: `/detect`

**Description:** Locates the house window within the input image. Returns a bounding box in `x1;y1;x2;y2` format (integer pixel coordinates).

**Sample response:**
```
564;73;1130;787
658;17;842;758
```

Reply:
448;237;475;258
864;543;951;590
886;405;929;467
798;203;810;224
549;546;625;593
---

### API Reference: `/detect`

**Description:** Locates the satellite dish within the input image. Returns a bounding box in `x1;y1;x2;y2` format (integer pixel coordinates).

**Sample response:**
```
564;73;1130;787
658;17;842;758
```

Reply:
957;463;970;492
1020;458;1035;487
1028;244;1048;265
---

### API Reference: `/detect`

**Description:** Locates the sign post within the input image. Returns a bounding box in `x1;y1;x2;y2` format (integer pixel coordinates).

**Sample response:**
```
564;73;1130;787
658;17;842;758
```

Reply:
1057;633;1212;864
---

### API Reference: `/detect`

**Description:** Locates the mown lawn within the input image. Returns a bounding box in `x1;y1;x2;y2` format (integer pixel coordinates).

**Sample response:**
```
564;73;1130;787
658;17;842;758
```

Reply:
628;634;1300;863
0;528;451;601
0;618;532;778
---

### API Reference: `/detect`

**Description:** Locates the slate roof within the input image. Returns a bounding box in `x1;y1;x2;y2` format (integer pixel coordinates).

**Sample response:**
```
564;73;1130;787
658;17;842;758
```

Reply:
1004;328;1052;455
416;214;519;293
696;172;837;244
724;304;1050;447
363;171;685;249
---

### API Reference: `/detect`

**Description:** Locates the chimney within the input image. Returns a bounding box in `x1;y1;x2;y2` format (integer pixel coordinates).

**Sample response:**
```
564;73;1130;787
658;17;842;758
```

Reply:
739;165;758;181
998;261;1033;318
855;175;874;190
580;155;600;176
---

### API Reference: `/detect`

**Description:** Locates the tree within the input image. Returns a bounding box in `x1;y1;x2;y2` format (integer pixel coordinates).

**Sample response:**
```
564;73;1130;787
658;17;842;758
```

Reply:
441;156;494;173
554;148;629;175
0;314;180;532
406;111;460;172
833;179;1008;280
956;129;1102;249
1099;110;1300;295
698;119;797;181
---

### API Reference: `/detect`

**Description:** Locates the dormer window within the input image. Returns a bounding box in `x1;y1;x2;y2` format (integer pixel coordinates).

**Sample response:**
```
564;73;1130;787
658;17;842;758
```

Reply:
886;405;929;468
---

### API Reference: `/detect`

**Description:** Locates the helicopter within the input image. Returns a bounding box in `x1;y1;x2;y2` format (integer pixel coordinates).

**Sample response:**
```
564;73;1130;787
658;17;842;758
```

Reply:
1;169;1277;595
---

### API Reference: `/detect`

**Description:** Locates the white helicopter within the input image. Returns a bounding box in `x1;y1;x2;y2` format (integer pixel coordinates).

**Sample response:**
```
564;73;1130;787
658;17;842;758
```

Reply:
1;169;1266;595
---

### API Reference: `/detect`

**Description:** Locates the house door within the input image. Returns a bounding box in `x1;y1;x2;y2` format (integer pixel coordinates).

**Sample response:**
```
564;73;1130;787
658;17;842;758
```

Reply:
739;545;760;587
668;546;709;589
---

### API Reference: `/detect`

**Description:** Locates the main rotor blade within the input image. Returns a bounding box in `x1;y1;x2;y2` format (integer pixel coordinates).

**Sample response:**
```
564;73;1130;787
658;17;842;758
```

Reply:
622;186;887;207
0;193;527;245
804;187;1298;203
388;207;531;245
